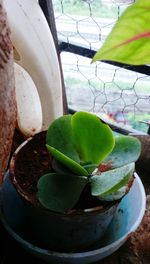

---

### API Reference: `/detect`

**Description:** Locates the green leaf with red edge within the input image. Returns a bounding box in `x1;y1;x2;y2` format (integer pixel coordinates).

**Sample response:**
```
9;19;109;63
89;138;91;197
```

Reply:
97;186;127;202
99;136;141;171
92;0;150;65
91;163;134;197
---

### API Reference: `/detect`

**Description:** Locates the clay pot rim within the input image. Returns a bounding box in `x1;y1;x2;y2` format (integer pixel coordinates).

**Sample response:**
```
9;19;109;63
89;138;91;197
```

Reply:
10;135;35;204
9;131;118;216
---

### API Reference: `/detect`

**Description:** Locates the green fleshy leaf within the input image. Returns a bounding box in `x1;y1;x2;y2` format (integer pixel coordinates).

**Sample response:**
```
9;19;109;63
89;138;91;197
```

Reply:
72;112;115;165
52;159;96;175
51;159;76;176
37;173;88;213
92;0;150;65
98;186;126;202
46;145;88;176
83;164;97;174
100;136;141;170
46;115;80;163
80;161;97;174
91;163;134;196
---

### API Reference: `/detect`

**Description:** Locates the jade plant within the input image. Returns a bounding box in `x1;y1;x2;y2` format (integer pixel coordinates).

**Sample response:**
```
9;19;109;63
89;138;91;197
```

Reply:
37;111;141;213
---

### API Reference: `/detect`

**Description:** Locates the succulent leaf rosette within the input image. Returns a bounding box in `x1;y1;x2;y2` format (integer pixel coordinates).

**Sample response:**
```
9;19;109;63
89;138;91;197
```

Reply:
37;112;141;213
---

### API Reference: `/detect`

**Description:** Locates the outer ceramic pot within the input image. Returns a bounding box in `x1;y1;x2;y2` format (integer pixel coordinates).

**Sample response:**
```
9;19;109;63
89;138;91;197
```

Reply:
1;132;118;252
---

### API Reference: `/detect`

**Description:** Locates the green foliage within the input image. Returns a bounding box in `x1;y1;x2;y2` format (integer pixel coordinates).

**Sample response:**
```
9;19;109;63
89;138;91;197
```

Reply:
46;144;88;176
46;115;80;162
71;112;114;164
97;186;127;202
37;173;88;213
101;136;141;169
37;112;141;213
91;163;134;196
92;0;150;65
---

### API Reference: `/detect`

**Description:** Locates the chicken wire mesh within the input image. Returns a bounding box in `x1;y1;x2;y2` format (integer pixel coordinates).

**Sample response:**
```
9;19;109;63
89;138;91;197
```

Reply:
53;0;150;133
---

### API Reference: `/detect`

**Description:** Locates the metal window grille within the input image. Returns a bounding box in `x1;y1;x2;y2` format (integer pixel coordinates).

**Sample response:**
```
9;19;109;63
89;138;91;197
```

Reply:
40;0;150;135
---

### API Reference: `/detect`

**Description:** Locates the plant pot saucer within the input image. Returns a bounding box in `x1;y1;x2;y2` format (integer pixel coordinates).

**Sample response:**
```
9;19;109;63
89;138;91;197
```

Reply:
0;173;146;264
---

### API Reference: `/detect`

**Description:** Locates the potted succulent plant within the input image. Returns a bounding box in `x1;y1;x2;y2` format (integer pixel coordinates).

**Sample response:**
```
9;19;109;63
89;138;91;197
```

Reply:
0;0;147;257
1;111;141;252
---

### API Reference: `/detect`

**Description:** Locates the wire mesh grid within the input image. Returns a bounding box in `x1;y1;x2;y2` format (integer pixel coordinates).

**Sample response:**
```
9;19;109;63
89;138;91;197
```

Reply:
53;0;150;133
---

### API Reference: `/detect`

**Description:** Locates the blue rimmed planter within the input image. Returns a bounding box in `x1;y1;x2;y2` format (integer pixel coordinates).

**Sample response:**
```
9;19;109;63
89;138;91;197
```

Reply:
1;132;118;252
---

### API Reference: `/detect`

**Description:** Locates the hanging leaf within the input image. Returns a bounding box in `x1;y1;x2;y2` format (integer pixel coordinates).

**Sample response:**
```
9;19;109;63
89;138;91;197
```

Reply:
46;115;80;163
46;145;88;176
92;0;150;65
37;173;88;213
91;163;134;196
100;136;141;170
72;112;115;165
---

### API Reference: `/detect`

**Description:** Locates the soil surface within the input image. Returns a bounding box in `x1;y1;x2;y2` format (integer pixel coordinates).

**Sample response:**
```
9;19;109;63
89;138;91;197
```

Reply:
11;131;52;205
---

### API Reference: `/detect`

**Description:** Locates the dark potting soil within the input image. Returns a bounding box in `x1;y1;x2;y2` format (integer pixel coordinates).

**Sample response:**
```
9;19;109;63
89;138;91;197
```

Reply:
12;131;52;206
12;131;115;211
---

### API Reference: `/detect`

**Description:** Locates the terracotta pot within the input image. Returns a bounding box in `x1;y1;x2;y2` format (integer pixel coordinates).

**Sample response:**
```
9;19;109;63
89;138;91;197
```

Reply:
1;132;118;252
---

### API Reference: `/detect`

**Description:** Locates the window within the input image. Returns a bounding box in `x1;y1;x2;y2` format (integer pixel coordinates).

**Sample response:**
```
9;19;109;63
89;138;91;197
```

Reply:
53;0;150;133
